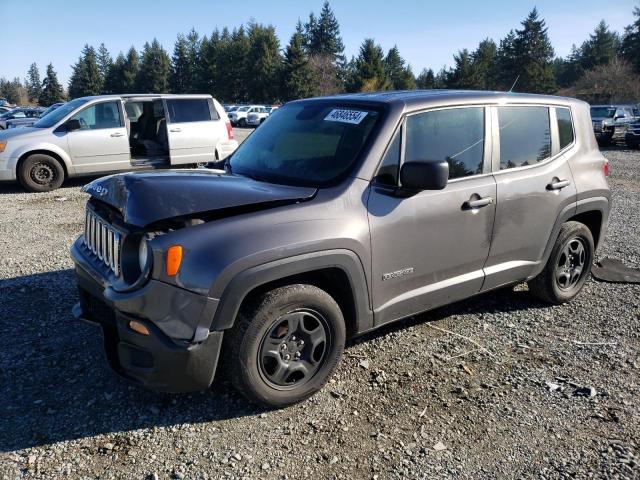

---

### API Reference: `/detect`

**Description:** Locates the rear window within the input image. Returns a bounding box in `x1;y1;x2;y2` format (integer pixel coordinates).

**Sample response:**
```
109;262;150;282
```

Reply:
230;103;381;186
498;106;551;170
556;107;574;150
166;98;214;123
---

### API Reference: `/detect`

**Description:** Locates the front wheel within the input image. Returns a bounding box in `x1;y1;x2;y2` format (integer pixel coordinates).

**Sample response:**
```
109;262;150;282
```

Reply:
239;118;247;128
18;153;65;192
528;221;594;304
223;284;346;408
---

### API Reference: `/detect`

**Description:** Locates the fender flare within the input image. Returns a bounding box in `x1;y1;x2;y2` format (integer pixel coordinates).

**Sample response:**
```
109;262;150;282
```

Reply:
530;196;610;279
202;249;373;339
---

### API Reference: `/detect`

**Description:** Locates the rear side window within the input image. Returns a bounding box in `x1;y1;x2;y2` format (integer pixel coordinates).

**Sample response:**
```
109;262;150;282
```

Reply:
556;107;574;150
166;99;212;123
498;106;551;169
405;107;484;179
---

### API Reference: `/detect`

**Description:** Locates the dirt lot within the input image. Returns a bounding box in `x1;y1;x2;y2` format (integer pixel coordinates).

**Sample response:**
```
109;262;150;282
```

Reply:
0;145;638;479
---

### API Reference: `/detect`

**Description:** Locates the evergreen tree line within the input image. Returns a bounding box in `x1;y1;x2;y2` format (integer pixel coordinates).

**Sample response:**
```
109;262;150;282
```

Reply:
3;3;640;106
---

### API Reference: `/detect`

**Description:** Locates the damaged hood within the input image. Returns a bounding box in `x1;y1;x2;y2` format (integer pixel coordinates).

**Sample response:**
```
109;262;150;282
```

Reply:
82;170;317;227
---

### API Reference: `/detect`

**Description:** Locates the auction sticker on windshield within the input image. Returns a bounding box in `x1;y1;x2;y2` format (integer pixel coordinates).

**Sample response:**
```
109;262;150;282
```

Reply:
324;109;368;124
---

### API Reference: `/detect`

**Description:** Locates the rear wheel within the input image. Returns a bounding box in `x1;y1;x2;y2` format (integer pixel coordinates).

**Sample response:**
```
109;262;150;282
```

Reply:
224;284;346;408
528;221;594;304
18;153;65;192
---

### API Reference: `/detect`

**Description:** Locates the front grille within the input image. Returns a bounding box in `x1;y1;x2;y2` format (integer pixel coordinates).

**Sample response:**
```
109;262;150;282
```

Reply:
84;208;121;276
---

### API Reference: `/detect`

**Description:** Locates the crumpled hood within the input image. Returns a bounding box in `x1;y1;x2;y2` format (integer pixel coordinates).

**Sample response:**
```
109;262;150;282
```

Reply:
83;170;317;227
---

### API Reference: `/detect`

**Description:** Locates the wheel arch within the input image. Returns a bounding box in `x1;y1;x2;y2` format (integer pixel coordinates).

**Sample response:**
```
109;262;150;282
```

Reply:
205;250;373;341
17;149;70;179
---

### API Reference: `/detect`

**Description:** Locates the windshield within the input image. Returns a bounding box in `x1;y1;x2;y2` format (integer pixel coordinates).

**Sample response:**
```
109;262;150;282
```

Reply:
237;106;250;112
590;107;616;118
38;103;62;118
0;110;17;119
230;103;381;186
33;98;89;128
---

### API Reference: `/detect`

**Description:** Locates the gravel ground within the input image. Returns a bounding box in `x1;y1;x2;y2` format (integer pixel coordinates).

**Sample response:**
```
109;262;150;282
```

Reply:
0;146;638;479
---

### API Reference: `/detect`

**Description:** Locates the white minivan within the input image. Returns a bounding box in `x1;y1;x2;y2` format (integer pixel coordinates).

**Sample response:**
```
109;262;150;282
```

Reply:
0;94;238;191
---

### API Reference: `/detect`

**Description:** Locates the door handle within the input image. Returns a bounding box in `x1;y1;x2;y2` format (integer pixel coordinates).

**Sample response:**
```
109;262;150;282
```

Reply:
170;127;182;132
547;179;570;190
462;196;493;210
110;132;124;137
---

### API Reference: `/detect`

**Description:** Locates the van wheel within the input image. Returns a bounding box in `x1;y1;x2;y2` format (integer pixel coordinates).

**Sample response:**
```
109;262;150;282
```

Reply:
224;284;346;408
528;221;594;305
18;154;65;192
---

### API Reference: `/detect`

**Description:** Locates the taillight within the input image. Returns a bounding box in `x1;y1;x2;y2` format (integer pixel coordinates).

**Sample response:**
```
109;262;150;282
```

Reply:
604;158;609;177
226;122;234;140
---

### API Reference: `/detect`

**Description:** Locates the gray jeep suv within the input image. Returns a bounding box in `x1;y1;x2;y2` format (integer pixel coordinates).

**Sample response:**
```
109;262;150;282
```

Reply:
71;91;610;407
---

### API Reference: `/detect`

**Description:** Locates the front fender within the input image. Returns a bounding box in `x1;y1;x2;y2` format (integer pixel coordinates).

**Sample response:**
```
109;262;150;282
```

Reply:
200;249;372;342
9;142;73;176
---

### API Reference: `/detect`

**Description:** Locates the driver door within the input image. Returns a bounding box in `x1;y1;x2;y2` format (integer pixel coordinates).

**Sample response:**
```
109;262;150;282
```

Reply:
67;100;130;174
368;106;496;326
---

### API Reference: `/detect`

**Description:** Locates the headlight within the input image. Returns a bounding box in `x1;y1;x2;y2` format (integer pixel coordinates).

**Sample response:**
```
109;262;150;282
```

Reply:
138;238;150;272
120;233;153;285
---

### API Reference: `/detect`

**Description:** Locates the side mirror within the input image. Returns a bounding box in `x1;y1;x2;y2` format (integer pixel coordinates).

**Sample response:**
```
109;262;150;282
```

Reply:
400;160;449;190
65;119;81;131
614;114;624;120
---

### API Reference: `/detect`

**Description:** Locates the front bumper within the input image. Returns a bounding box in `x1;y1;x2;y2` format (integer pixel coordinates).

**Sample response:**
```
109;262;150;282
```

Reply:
71;241;224;393
625;131;640;145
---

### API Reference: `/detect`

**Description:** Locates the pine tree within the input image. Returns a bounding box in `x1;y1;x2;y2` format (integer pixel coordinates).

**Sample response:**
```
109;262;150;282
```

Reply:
246;23;282;103
384;46;415;90
185;29;201;93
26;62;42;103
620;7;640;73
281;25;317;100
97;43;113;90
347;39;390;92
171;34;191;93
553;45;585;88
579;21;619;70
68;45;102;98
122;47;140;93
448;49;475;88
40;64;65;106
470;39;498;89
500;9;556;93
136;39;171;93
224;27;251;102
104;52;126;93
416;68;436;89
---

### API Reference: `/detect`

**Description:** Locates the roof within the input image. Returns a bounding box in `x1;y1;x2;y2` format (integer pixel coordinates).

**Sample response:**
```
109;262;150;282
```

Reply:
298;89;583;110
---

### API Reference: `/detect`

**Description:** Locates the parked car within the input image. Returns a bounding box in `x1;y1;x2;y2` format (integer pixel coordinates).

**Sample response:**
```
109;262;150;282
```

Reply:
625;119;640;148
245;106;271;127
0;107;43;129
70;90;610;408
228;105;266;127
6;103;64;129
0;106;12;115
0;94;237;191
590;104;640;145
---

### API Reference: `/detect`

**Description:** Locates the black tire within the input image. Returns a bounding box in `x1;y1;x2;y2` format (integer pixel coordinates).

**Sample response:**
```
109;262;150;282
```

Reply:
528;221;594;305
239;118;247;128
223;284;346;408
18;153;65;192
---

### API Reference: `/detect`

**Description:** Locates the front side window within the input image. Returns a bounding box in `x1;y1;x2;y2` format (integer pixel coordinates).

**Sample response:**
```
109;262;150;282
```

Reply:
556;107;574;150
374;128;401;185
166;99;211;123
230;103;381;186
405;107;485;179
498;106;550;170
70;101;122;130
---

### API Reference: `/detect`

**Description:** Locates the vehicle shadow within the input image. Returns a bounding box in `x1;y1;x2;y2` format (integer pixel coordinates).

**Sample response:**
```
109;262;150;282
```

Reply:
0;176;101;195
0;269;546;452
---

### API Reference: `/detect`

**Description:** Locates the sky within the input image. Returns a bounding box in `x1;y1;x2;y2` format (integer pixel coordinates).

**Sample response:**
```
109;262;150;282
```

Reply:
0;0;636;86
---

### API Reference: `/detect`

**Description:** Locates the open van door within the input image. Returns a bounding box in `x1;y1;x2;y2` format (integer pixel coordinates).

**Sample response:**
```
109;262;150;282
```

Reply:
164;96;220;166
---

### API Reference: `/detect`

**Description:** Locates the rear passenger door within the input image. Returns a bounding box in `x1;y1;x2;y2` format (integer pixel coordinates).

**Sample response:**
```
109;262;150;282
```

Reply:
368;106;496;326
165;97;220;165
482;105;577;290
